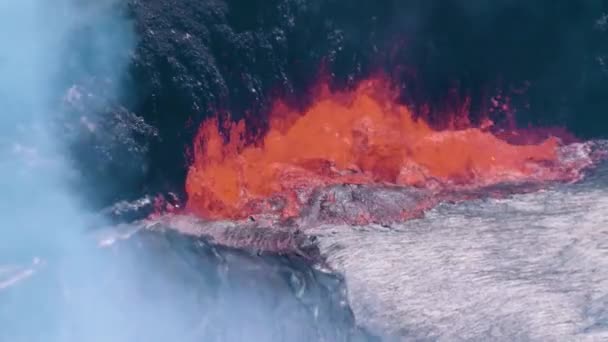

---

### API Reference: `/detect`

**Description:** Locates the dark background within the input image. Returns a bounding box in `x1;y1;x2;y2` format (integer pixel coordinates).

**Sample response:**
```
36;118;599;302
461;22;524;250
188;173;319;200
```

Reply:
65;0;608;209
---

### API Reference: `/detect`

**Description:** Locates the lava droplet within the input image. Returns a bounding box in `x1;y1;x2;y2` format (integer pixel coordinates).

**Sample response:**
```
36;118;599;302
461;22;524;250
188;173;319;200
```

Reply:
185;78;576;221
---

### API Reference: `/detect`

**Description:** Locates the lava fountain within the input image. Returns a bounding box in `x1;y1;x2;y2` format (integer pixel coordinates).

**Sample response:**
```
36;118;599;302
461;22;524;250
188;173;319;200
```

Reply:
186;78;587;222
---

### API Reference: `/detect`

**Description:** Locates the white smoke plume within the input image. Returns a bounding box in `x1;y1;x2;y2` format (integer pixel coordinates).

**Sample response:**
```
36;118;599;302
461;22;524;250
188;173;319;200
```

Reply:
0;1;152;341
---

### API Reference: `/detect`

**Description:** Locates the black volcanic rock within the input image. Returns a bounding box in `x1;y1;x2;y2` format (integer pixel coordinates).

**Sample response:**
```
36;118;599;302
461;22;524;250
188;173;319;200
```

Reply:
125;0;391;198
66;0;608;207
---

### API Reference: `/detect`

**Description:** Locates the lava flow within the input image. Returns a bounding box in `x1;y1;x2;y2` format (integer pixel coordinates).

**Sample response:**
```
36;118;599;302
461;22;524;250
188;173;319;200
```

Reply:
185;78;584;221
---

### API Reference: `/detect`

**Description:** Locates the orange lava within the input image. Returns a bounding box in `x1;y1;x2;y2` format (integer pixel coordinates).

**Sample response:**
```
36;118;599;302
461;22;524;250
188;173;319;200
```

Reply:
186;78;566;220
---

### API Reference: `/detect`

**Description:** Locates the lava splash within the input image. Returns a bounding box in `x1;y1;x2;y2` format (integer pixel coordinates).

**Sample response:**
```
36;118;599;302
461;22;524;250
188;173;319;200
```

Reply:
186;78;586;221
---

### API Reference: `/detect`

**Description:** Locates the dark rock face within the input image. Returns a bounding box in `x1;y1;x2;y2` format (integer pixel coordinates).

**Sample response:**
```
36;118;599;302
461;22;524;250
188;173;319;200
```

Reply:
69;0;608;206
125;0;392;198
0;223;376;342
396;1;608;136
62;83;159;207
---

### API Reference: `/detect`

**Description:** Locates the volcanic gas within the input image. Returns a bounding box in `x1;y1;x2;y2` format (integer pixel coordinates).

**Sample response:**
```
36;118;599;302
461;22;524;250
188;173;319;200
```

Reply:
185;78;585;221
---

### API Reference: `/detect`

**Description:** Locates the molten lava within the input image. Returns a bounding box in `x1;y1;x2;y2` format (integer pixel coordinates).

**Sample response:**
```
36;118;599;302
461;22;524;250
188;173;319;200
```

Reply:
186;78;574;221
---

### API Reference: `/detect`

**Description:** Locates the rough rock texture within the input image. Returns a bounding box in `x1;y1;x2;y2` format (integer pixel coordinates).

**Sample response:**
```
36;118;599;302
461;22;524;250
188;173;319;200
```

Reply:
308;160;608;340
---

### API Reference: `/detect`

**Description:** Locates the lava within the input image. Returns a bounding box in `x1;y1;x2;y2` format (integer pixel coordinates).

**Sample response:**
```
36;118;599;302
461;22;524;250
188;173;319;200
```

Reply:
186;78;581;221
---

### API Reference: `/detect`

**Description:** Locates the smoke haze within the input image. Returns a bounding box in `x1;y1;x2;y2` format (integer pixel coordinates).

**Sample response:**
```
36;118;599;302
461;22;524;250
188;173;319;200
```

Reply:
0;1;142;340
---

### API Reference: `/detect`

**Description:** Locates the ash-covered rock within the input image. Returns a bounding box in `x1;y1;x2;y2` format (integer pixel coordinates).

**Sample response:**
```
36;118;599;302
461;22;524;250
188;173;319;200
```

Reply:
308;160;608;341
141;215;321;260
299;184;434;226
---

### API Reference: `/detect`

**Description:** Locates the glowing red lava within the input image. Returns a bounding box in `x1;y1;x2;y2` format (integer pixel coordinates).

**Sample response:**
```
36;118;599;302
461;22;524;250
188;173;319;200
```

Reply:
185;78;578;221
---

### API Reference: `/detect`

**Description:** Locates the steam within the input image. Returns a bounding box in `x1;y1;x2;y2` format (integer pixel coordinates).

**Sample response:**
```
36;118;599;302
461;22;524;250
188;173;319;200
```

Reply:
0;1;145;340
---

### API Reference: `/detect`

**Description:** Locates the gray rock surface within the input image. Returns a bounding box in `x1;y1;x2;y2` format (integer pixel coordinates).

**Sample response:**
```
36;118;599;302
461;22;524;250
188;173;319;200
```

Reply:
309;162;608;340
